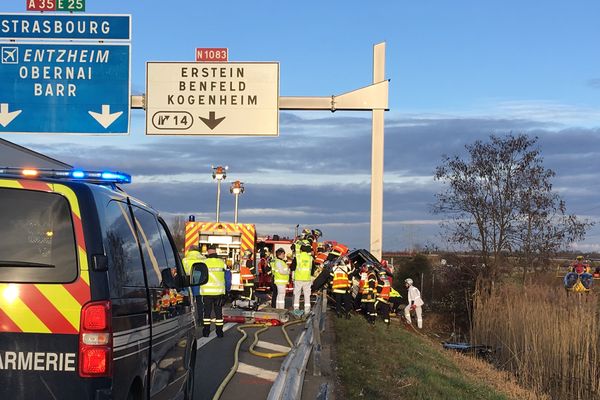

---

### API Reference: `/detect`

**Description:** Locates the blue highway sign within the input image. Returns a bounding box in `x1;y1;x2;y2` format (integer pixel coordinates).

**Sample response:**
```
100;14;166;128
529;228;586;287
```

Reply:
0;42;130;134
0;14;130;41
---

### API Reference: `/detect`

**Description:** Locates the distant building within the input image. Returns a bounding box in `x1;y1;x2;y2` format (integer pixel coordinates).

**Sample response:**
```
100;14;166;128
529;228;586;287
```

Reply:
0;138;71;169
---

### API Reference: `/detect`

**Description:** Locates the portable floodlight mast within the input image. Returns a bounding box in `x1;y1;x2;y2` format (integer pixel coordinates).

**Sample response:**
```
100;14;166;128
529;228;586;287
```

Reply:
230;180;245;224
212;165;227;222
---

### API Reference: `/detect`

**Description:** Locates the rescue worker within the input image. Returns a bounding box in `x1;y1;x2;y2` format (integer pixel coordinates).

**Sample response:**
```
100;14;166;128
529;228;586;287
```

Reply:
360;263;378;324
201;245;227;337
389;287;402;315
240;249;256;306
571;255;588;274
182;246;204;321
330;256;352;318
270;248;290;309
326;242;348;263
292;239;314;316
311;229;323;254
404;278;424;329
375;270;392;325
354;264;368;311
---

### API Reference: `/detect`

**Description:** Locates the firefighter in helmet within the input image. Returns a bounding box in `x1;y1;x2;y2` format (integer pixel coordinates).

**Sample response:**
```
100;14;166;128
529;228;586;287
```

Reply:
330;256;352;319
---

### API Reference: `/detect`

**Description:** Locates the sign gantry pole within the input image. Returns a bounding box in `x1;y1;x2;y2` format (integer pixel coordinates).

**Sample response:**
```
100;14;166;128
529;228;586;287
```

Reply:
133;43;388;258
370;43;385;261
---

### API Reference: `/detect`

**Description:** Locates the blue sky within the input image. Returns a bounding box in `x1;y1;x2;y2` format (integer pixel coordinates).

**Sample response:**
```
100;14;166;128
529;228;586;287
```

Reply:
2;1;600;252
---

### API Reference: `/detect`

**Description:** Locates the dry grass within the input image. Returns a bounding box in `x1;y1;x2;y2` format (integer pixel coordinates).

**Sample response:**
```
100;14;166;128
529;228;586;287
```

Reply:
472;284;600;400
444;349;549;400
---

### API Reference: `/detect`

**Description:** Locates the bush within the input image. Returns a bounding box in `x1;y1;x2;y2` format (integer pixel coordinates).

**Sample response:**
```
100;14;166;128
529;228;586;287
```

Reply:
393;253;432;292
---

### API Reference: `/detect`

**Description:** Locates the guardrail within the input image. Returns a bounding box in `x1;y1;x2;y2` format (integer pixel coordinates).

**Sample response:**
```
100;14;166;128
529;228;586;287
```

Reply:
267;291;327;400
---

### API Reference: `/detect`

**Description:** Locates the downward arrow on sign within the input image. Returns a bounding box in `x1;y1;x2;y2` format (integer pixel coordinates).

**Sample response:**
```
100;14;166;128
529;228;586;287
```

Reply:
0;103;22;128
89;105;123;129
199;111;226;130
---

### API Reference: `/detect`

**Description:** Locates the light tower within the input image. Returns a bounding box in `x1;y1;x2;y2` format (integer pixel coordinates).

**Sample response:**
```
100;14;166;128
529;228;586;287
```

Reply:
230;180;245;224
211;165;227;222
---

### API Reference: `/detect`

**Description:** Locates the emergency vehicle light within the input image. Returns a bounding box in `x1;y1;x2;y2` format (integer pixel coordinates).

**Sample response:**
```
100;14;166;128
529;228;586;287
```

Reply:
0;167;132;184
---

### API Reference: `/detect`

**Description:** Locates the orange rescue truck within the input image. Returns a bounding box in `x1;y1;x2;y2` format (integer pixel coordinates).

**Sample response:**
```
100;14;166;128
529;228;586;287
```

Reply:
184;221;256;292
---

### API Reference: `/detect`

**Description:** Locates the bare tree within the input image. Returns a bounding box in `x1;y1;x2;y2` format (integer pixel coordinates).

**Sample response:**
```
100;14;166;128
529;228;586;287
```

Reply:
433;134;591;286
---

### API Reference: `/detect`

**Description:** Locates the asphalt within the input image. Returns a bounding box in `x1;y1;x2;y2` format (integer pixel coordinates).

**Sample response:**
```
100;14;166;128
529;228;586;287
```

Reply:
301;312;336;400
192;294;336;400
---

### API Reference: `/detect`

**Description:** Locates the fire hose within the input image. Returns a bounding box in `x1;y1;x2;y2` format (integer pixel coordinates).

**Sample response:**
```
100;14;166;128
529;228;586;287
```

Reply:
211;319;305;400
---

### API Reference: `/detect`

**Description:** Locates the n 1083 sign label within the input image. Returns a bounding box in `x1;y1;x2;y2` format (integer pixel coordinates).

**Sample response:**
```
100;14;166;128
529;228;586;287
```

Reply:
196;48;228;62
27;0;85;12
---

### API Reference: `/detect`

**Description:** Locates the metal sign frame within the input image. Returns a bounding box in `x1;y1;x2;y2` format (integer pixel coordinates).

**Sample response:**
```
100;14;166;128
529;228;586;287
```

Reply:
136;43;388;258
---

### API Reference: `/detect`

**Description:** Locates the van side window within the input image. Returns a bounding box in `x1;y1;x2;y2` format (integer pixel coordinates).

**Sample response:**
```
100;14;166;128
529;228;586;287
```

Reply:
103;201;145;288
132;207;167;288
157;219;178;271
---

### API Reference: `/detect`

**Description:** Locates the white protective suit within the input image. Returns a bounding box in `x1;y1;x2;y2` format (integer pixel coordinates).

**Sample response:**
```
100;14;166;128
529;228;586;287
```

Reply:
404;284;424;329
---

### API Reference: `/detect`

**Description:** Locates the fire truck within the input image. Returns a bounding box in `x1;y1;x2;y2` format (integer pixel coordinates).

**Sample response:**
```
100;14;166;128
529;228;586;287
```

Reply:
184;221;256;292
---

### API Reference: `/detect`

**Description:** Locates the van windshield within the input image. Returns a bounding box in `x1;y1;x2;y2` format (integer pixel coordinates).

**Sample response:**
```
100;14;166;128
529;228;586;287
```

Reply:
0;187;78;283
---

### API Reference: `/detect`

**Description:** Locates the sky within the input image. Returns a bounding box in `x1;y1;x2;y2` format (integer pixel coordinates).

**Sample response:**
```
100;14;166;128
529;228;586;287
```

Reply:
2;0;600;252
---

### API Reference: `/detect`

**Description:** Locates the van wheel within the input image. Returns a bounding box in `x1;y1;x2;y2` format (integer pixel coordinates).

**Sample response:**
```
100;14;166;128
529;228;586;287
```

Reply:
184;348;196;400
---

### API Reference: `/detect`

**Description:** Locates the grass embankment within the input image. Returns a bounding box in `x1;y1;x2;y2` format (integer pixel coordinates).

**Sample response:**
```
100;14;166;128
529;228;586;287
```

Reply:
333;316;542;400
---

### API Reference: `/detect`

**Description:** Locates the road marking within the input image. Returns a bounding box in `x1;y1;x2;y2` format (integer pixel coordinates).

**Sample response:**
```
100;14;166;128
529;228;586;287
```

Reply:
196;322;236;349
255;340;291;353
237;362;278;382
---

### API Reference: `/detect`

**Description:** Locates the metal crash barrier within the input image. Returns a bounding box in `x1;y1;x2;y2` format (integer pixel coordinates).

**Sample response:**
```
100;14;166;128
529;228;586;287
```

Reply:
267;291;327;400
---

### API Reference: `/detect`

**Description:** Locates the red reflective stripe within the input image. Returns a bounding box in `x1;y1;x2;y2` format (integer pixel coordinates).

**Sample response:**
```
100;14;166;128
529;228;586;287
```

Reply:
20;285;78;334
72;212;86;252
0;307;22;332
63;278;90;306
17;180;52;192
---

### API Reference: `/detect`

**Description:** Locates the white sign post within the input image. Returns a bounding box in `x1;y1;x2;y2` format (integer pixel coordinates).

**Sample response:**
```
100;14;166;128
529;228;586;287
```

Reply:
146;62;279;136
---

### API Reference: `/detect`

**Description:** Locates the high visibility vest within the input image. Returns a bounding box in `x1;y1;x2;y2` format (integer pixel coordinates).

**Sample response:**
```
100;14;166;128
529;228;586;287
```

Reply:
240;257;255;287
182;250;204;275
331;266;350;293
360;272;376;302
271;258;290;285
331;243;348;257
359;272;368;294
200;257;226;296
390;288;401;298
294;251;313;281
314;252;328;265
182;250;204;296
377;276;391;301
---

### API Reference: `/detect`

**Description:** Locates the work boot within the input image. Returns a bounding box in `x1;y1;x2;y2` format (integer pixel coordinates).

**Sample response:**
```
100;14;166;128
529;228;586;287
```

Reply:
216;327;224;338
202;327;210;337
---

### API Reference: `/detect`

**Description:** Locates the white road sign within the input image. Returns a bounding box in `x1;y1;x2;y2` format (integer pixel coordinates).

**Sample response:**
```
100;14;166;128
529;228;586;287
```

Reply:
146;62;279;136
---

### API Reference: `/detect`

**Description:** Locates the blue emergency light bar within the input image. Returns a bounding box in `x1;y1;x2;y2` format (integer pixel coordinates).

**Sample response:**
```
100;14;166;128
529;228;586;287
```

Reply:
0;167;132;184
